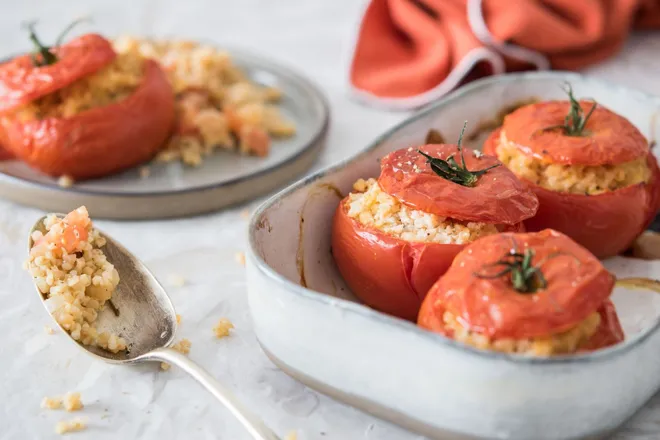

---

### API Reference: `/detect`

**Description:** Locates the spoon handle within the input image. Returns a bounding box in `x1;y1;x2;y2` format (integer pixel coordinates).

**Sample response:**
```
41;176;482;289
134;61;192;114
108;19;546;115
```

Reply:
144;347;281;440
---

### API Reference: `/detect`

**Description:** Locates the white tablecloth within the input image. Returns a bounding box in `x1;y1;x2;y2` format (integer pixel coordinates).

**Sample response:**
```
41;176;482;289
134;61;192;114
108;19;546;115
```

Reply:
2;1;660;439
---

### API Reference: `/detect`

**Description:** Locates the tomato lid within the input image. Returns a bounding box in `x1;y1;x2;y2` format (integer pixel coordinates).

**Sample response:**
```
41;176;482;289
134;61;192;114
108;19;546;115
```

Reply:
502;100;648;166
427;229;614;339
378;144;539;225
0;33;116;114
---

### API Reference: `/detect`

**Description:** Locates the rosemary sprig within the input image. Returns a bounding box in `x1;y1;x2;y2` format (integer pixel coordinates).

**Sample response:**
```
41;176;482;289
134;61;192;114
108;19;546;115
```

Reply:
473;241;567;294
537;82;597;137
25;18;89;67
418;121;499;187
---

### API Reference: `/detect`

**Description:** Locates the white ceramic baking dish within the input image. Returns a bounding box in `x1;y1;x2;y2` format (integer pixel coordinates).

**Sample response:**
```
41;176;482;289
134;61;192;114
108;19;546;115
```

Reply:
247;71;660;440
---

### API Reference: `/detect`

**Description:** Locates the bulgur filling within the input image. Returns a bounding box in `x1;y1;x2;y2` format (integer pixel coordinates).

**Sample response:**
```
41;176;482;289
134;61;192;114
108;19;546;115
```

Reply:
497;130;651;195
444;311;601;356
25;208;126;353
346;178;498;244
13;51;145;121
113;37;296;164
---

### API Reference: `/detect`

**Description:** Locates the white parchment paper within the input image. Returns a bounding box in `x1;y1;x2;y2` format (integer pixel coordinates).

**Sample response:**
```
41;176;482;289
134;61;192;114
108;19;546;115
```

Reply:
1;1;660;439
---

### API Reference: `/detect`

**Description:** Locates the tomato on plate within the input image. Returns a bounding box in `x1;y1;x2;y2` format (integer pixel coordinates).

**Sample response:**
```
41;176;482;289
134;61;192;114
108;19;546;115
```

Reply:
483;96;660;258
418;229;623;354
332;141;538;321
0;24;175;179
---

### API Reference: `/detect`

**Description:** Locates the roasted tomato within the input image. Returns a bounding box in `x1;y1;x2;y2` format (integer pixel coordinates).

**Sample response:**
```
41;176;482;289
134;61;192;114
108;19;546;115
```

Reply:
484;91;660;258
0;23;175;179
332;140;538;321
418;229;624;356
0;33;116;115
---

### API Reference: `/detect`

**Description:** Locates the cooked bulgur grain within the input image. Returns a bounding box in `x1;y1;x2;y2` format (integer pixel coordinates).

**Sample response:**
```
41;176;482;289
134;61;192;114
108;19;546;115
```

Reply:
55;418;86;435
41;396;63;410
168;274;186;287
25;207;126;353
240;209;250;219
45;325;55;335
176;314;181;324
444;311;601;356
161;338;192;370
63;393;83;412
213;318;234;338
235;252;246;266
58;176;74;188
139;166;151;179
15;52;145;120
346;179;498;244
112;37;295;164
285;432;298;440
497;130;651;195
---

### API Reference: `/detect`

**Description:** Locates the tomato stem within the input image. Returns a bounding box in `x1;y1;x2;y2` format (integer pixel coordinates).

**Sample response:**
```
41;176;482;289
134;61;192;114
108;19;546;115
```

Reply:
418;121;499;187
25;18;89;67
536;82;597;137
473;241;569;294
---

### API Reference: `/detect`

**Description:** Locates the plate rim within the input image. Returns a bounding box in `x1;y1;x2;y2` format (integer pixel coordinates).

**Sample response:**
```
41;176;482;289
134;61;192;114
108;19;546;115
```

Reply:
0;46;330;198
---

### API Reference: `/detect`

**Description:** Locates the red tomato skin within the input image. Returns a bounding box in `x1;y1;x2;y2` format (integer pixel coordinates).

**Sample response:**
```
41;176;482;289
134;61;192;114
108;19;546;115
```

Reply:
484;129;660;258
378;144;539;225
502;100;648;166
418;229;615;340
580;299;624;351
331;198;524;321
0;34;117;115
0;60;175;179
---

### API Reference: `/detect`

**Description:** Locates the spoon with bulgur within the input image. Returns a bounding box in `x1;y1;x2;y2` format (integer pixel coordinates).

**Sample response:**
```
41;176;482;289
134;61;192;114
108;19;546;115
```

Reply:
26;206;280;440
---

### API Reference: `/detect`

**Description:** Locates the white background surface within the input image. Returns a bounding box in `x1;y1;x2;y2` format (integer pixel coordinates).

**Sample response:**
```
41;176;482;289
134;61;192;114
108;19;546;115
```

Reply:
1;1;660;439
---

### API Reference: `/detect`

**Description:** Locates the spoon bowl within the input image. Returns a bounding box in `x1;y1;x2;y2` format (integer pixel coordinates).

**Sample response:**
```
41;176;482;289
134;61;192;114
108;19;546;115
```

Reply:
28;213;280;440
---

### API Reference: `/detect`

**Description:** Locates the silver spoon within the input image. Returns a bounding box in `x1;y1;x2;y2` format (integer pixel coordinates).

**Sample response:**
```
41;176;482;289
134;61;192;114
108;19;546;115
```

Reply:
28;215;280;440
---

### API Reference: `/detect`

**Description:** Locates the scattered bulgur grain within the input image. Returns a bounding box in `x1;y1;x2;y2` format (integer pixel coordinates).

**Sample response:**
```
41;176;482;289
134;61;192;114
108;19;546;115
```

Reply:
57;175;74;188
55;418;86;435
41;396;63;410
240;209;250;219
213;318;234;338
44;325;55;335
235;252;246;266
161;338;192;370
176;314;181;324
285;432;298;440
63;393;83;412
139;166;151;179
168;274;186;287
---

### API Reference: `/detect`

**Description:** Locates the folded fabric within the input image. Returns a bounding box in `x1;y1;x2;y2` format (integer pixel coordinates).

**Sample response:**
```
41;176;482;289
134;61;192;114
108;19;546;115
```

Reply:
350;0;660;109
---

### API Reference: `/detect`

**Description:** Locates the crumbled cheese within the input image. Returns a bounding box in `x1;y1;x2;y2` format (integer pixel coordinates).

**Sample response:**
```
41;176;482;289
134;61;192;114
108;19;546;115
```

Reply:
213;318;234;338
235;252;246;266
55;418;86;435
473;149;483;158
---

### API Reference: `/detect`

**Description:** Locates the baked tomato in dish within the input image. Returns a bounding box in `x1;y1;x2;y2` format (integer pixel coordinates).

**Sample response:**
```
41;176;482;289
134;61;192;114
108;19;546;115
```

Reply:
418;229;624;356
483;85;660;258
332;126;539;321
0;23;175;180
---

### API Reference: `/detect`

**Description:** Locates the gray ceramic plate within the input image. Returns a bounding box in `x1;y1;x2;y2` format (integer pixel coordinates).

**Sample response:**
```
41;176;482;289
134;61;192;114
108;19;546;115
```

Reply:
0;49;329;219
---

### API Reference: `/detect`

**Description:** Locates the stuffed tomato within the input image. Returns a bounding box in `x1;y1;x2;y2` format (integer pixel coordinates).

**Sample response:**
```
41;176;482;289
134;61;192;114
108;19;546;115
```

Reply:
418;229;624;356
0;24;175;180
483;87;660;258
332;130;539;321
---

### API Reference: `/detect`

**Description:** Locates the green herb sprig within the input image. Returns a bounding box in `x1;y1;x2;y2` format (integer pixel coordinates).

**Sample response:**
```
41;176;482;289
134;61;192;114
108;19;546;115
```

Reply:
25;18;89;67
473;241;568;294
537;82;597;137
418;121;499;187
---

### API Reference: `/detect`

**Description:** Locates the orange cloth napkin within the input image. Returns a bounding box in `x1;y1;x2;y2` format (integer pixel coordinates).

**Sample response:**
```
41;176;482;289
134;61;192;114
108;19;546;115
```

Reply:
350;0;660;109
